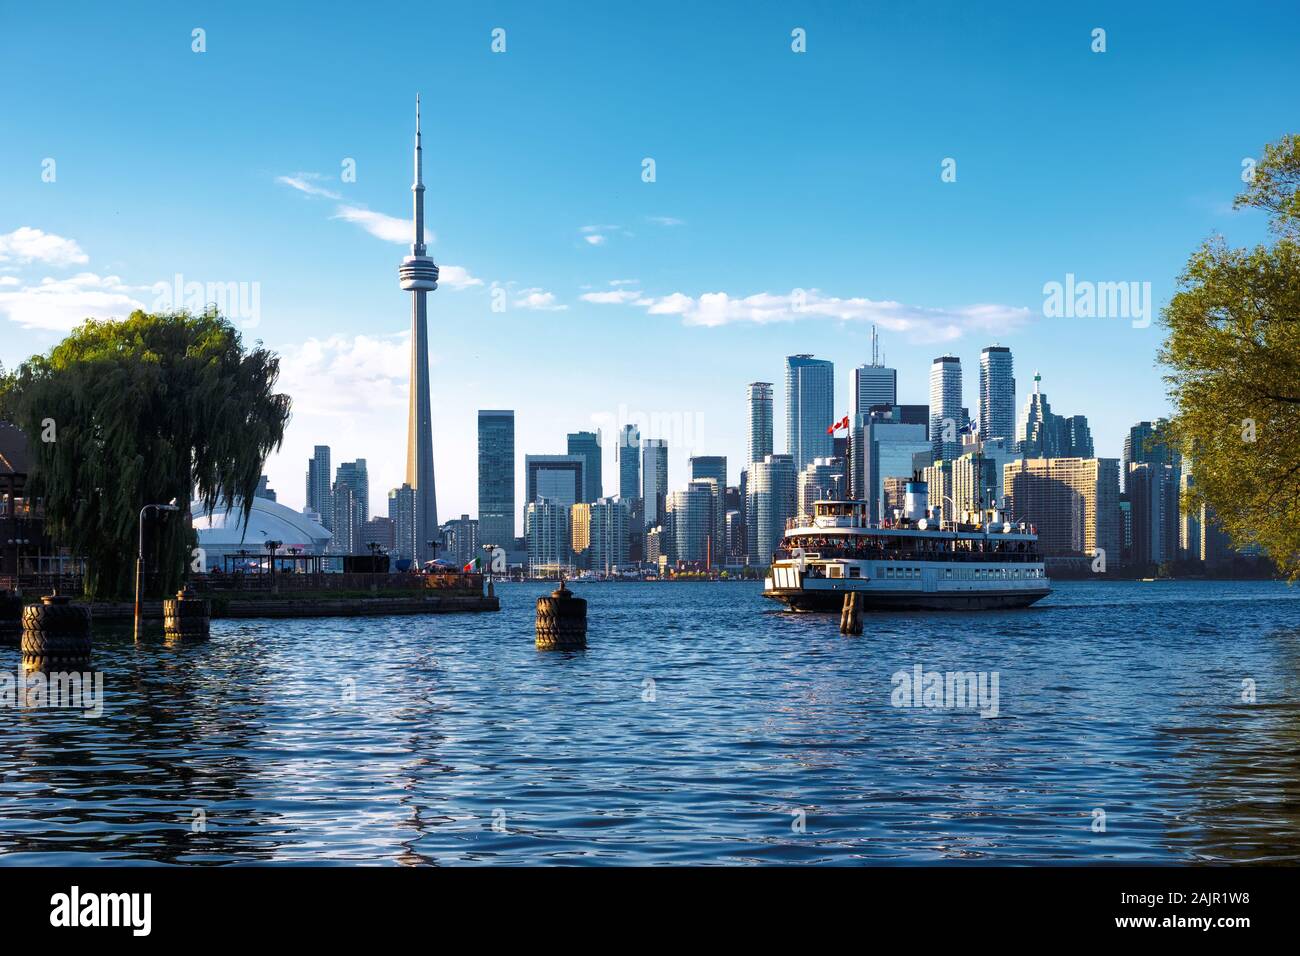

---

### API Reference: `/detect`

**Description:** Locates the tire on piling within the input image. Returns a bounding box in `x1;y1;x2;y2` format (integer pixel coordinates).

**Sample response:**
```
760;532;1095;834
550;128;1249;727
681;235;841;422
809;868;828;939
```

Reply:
21;596;91;664
536;583;587;649
163;588;211;640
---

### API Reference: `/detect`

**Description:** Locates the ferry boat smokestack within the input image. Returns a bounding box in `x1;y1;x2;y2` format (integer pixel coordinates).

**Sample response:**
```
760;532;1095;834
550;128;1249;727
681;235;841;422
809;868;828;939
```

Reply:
904;481;929;524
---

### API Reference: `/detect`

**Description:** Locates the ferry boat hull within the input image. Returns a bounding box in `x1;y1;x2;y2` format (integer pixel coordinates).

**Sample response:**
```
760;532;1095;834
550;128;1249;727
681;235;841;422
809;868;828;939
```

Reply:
763;581;1049;613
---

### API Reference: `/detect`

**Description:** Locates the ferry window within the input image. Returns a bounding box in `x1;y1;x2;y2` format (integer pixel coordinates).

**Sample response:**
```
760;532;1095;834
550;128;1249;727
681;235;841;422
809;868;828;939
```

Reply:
849;566;860;578
944;568;952;579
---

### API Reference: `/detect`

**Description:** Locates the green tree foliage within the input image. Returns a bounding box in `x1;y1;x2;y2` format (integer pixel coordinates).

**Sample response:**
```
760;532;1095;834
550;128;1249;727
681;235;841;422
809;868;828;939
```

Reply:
1160;134;1300;578
0;309;291;599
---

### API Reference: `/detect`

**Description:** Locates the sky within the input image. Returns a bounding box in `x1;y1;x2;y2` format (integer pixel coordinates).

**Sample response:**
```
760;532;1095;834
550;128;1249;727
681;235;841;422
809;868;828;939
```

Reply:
2;1;1298;535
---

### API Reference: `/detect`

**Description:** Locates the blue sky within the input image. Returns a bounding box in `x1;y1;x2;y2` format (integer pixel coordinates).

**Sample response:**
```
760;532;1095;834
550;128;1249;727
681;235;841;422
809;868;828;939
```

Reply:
2;1;1297;531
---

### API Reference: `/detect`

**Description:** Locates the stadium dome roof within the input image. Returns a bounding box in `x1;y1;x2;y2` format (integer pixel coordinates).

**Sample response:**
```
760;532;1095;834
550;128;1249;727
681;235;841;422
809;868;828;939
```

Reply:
192;496;331;554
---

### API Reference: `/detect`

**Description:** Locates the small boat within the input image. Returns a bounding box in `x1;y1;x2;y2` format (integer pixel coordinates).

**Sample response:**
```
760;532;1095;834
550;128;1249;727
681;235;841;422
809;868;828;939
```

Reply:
763;483;1051;612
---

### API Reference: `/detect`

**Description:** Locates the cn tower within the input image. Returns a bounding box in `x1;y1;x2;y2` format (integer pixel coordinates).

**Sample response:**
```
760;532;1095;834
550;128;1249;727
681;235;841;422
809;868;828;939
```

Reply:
398;95;439;562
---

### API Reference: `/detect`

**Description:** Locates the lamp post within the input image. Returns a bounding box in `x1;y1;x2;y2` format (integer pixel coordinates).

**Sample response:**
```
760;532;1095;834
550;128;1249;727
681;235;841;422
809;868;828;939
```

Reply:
135;499;181;639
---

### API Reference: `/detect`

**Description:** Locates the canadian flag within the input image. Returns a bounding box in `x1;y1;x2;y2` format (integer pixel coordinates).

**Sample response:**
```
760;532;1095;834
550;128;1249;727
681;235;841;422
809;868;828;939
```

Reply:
826;415;849;435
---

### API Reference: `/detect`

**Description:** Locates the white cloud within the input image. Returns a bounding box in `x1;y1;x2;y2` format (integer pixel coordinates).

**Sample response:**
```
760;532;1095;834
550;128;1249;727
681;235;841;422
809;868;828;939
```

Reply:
647;216;685;226
584;287;1033;342
275;333;413;416
513;288;567;311
438;264;484;290
580;224;621;247
0;227;89;267
580;289;644;305
0;272;147;331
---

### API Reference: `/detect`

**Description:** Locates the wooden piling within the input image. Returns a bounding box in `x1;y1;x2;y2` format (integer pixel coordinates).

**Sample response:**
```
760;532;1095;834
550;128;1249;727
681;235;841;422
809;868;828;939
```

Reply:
840;591;862;635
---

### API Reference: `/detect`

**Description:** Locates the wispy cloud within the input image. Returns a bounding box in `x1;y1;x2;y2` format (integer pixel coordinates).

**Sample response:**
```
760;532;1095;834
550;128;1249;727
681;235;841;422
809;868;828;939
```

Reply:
646;215;685;227
582;285;1033;342
0;227;89;267
331;205;433;245
276;172;433;246
580;224;623;246
275;174;342;201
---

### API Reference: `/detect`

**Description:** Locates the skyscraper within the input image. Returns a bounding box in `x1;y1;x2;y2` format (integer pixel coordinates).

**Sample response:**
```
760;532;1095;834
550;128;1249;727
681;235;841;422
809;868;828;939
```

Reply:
690;455;727;560
929;355;963;462
1122;420;1180;492
567;430;603;502
525;455;585;508
616;424;640;501
642;438;668;529
979;345;1014;442
668;480;717;566
1016;371;1067;458
853;327;897;421
786;355;834;472
477;410;515;548
306;445;332;531
399;96;439;563
747;382;774;464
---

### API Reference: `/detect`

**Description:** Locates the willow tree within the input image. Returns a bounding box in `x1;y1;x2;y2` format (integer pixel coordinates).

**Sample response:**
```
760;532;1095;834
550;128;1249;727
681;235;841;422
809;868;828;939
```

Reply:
1160;134;1300;578
0;309;291;599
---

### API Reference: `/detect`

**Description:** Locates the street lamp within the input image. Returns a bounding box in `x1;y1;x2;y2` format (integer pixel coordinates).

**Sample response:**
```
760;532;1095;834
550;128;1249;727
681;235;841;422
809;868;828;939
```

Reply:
135;498;181;639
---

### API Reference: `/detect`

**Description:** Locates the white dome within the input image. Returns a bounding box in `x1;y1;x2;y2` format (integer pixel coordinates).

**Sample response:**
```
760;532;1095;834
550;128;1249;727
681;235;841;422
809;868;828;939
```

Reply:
191;496;332;561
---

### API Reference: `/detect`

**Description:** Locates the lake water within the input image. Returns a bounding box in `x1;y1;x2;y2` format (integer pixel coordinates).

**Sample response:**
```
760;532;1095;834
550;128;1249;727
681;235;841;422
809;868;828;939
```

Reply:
2;579;1298;865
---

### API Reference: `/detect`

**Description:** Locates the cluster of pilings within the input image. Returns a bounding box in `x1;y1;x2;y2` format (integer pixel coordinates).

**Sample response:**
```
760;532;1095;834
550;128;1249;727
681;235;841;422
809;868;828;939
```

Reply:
0;586;212;668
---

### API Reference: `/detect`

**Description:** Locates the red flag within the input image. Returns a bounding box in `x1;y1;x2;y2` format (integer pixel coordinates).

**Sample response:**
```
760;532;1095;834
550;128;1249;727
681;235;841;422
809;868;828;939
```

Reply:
826;415;849;435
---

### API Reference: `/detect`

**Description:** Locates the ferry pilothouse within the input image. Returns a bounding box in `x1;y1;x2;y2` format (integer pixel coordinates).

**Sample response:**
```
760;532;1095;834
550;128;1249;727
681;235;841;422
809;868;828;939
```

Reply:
763;481;1051;612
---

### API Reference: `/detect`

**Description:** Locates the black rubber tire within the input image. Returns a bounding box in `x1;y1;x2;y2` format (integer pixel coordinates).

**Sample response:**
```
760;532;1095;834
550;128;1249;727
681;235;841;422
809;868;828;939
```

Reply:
21;603;91;634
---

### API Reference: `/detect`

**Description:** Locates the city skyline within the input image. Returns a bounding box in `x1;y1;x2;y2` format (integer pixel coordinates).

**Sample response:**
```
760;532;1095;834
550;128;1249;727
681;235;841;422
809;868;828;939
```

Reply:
2;3;1292;523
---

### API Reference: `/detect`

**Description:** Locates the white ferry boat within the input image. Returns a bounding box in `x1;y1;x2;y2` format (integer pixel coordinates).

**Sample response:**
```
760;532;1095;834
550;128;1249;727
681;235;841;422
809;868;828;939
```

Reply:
763;481;1050;612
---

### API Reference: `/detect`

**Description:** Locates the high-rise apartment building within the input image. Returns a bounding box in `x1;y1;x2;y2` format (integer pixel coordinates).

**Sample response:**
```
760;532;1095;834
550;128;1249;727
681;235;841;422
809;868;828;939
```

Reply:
786;355;834;472
979;345;1015;442
747;382;774;465
929;355;963;462
525;498;570;575
797;457;844;520
387;483;417;563
1004;457;1120;560
589;497;630;572
306;445;332;531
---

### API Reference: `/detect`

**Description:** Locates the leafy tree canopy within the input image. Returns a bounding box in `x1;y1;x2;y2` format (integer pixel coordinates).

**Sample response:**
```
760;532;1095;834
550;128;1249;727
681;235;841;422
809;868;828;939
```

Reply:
0;309;291;599
1160;134;1300;578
